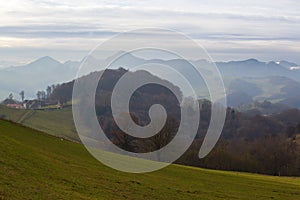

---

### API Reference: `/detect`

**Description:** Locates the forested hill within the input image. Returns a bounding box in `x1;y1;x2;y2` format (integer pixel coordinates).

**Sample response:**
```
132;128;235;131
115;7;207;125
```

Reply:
28;68;300;176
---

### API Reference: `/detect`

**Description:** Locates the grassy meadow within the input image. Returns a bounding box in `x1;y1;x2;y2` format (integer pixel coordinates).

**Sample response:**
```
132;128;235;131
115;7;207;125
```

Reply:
0;119;299;200
0;105;77;141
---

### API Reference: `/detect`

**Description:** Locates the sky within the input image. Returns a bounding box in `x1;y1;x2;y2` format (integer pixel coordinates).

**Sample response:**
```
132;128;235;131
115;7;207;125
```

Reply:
0;0;300;67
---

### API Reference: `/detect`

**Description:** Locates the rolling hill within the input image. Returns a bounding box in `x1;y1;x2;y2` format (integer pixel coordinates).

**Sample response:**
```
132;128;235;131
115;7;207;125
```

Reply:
0;105;78;141
225;76;300;107
1;119;300;200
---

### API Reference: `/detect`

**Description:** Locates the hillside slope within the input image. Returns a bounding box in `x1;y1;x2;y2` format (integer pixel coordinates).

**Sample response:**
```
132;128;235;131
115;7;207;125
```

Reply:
0;119;299;200
0;105;77;141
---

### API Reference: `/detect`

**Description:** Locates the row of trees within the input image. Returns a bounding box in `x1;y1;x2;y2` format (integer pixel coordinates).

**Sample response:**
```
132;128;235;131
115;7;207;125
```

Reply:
178;135;299;176
5;83;61;103
36;84;60;101
98;102;300;176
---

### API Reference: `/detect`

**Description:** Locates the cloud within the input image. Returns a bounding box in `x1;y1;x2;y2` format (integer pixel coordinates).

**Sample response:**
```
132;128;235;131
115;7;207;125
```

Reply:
0;25;118;38
0;0;299;63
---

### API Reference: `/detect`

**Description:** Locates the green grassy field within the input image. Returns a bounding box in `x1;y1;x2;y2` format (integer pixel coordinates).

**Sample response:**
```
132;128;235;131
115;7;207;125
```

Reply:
0;119;299;200
0;105;78;141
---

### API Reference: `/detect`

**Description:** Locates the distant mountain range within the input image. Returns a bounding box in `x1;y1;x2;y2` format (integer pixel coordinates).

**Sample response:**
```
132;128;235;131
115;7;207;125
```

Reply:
0;54;300;109
216;59;300;82
0;56;80;99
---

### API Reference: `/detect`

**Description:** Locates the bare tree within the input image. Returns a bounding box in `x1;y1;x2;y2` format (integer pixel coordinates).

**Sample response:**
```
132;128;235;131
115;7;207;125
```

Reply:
111;113;139;152
41;91;46;100
8;93;13;100
19;91;25;102
46;86;52;99
134;117;179;161
36;91;41;101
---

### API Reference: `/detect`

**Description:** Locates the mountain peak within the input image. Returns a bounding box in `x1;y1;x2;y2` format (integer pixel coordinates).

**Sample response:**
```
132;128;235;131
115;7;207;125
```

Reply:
223;58;262;66
29;56;61;66
244;58;259;63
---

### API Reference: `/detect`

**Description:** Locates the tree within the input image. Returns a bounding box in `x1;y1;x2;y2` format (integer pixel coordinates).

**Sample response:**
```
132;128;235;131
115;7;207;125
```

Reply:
51;84;56;92
51;84;59;93
110;112;139;152
134;117;179;161
36;91;41;101
19;91;25;102
41;91;46;100
46;86;52;99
